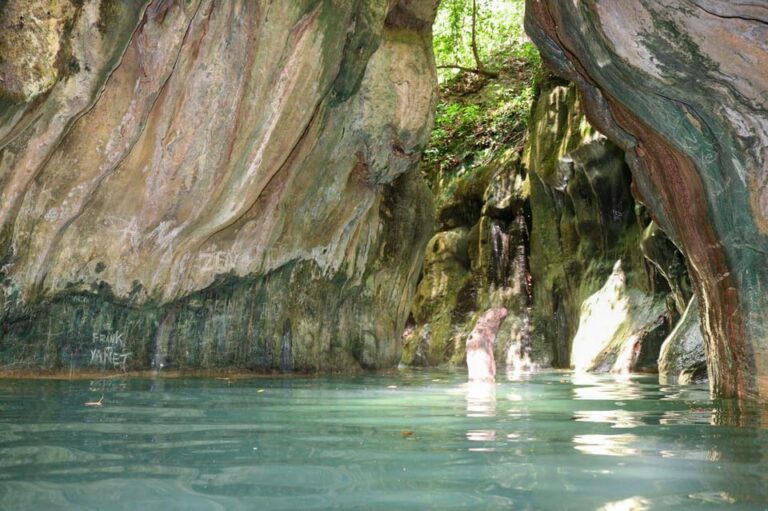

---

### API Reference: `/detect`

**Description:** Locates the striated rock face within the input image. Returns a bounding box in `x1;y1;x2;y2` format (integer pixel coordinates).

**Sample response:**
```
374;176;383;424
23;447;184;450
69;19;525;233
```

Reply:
525;1;768;398
0;0;438;372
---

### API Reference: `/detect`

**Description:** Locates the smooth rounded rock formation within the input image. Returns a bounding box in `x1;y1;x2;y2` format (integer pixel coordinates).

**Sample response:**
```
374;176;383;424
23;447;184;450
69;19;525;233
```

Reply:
0;0;438;372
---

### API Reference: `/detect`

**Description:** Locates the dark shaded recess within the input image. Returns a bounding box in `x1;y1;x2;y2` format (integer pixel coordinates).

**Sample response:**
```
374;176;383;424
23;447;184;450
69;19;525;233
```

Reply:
385;4;431;31
451;277;478;324
97;0;123;34
640;220;692;315
437;166;492;229
147;0;180;26
634;316;669;372
280;318;294;372
552;299;569;365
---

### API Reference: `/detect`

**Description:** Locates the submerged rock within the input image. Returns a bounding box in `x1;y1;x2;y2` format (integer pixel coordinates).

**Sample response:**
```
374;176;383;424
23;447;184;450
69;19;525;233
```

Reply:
525;0;768;398
659;296;707;385
0;0;438;372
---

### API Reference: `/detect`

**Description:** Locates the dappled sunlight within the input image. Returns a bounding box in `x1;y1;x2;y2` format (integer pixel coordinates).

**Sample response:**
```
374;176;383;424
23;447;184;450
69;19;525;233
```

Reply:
572;409;645;429
571;260;631;371
572;433;639;457
598;496;651;511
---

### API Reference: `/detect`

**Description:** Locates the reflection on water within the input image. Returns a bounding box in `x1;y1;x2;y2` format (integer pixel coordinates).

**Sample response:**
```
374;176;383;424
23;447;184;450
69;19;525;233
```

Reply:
598;495;650;511
572;409;645;429
572;433;639;457
465;381;496;418
0;371;767;510
571;371;646;401
465;382;497;451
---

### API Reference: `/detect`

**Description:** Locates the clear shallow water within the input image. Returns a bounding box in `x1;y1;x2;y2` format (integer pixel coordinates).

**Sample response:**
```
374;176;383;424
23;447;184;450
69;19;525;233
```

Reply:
0;371;767;510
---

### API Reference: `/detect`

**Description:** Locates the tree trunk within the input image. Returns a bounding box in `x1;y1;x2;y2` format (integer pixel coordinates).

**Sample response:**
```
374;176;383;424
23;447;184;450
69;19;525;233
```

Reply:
471;0;483;71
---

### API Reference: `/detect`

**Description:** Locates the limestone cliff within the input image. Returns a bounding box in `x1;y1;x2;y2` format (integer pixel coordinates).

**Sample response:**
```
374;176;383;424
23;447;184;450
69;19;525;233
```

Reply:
659;295;707;385
0;0;438;372
406;71;705;379
525;1;768;398
525;77;677;375
402;149;531;369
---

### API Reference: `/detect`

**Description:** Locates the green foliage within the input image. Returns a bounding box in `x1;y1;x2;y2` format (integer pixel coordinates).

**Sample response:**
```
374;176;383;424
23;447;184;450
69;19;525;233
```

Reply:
423;0;542;206
432;0;538;80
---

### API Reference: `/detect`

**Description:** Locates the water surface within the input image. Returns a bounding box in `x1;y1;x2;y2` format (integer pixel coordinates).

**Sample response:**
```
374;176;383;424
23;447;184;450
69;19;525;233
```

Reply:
1;371;767;510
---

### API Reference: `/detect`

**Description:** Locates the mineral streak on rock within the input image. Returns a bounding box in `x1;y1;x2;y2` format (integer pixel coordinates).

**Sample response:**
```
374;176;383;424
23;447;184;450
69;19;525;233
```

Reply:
0;0;438;372
525;0;768;398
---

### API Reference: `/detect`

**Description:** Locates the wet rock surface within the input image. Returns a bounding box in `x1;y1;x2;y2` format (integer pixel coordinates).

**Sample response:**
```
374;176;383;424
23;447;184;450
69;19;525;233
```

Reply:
0;0;438;372
659;295;707;385
524;77;677;375
402;149;532;369
404;75;694;378
525;0;768;397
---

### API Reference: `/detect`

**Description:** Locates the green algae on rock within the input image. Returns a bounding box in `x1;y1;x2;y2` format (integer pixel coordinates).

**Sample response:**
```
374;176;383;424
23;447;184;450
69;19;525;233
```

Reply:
406;67;702;380
524;77;675;375
402;148;532;370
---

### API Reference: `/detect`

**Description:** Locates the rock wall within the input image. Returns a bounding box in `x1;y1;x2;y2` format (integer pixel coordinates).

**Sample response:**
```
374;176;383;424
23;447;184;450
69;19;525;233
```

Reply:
402;149;532;370
0;0;438;372
659;295;707;385
525;1;768;398
403;74;701;377
524;77;674;375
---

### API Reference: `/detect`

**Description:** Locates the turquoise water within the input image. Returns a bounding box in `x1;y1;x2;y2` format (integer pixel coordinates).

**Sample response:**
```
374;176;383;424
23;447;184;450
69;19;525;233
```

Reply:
0;371;767;510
